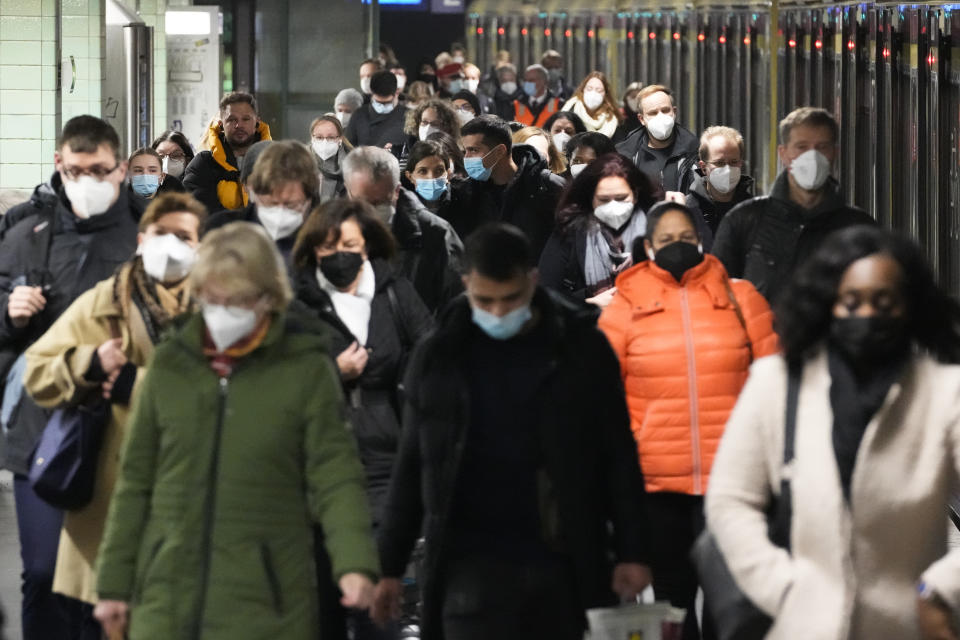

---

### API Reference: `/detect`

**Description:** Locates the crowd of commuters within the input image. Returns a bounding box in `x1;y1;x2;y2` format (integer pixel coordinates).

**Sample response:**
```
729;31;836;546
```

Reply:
0;39;959;640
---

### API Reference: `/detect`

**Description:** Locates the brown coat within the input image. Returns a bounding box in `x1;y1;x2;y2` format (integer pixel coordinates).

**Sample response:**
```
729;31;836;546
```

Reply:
23;263;161;604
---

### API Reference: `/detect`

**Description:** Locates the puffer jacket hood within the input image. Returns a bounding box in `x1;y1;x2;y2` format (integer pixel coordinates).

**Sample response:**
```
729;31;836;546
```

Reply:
598;254;777;495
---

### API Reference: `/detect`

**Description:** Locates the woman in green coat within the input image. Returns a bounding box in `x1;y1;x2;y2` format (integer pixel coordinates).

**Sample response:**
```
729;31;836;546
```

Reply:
94;221;379;640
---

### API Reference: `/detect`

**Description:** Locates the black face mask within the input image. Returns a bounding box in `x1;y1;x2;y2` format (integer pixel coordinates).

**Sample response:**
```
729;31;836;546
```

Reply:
319;251;364;288
829;315;909;365
653;241;704;282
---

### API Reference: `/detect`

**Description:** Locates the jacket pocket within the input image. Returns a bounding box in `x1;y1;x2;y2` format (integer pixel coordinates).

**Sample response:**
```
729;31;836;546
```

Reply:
260;542;285;615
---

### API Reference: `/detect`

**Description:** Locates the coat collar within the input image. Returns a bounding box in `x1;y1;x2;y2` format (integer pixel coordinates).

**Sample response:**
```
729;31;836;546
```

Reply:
208;121;272;173
614;254;733;313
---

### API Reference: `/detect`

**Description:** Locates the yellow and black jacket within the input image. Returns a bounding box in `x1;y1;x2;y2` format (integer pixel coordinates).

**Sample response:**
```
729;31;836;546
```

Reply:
182;121;272;212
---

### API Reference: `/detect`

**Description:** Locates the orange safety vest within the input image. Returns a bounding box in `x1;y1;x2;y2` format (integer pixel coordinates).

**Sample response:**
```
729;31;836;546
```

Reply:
513;97;561;128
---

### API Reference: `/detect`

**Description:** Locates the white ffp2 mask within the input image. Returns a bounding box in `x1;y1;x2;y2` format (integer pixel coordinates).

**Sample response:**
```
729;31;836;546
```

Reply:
140;233;196;283
202;303;259;352
789;149;831;191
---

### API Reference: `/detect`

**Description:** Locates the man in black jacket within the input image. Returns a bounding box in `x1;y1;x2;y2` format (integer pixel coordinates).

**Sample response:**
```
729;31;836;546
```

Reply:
712;107;875;302
460;115;566;258
0;115;139;640
615;84;699;194
344;70;409;161
684;125;756;249
371;224;651;640
342;146;463;312
182;91;272;213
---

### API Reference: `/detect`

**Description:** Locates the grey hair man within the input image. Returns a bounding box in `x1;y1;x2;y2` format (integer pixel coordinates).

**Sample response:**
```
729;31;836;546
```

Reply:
343;146;464;311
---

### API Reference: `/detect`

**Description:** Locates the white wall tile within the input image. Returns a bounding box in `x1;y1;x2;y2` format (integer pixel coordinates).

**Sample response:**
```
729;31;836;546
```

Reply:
0;162;41;189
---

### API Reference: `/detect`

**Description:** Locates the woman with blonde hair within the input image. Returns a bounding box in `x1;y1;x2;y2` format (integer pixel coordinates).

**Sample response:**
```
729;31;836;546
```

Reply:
23;193;207;636
513;126;568;176
93;221;379;640
562;71;623;138
310;114;353;203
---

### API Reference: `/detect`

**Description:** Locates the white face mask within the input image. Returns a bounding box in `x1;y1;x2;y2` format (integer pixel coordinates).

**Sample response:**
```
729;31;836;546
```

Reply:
456;109;475;126
312;138;340;161
335;111;352;128
593;199;635;229
139;233;196;283
452;55;465;64
202;303;260;352
645;112;676;141
395;75;407;91
707;165;741;194
360;77;372;95
374;203;395;223
419;123;439;141
161;156;186;179
499;81;517;95
626;96;640;113
63;175;117;219
789;149;831;191
465;78;480;93
570;163;587;179
257;204;305;240
583;90;604;110
552;132;571;153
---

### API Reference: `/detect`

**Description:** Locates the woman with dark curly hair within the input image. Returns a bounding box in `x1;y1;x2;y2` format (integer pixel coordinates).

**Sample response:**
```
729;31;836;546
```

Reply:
538;153;655;306
706;225;960;640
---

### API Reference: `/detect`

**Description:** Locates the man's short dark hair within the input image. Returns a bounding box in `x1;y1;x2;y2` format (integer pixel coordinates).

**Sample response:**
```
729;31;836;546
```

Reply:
370;70;398;97
464;223;533;281
219;92;258;115
460;115;513;153
57;115;121;161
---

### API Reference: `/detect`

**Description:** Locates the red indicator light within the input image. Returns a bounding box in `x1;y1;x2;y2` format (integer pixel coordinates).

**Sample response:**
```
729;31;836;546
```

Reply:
565;29;572;37
697;33;706;42
719;35;727;44
477;27;483;35
882;47;890;58
788;38;797;48
673;32;680;40
521;27;528;35
544;28;551;36
627;30;635;39
649;31;656;40
743;37;751;45
814;39;822;49
588;29;595;38
847;40;856;51
497;27;505;35
928;53;936;65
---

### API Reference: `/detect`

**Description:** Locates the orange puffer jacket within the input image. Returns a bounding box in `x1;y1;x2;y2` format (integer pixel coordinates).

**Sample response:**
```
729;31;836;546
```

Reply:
599;254;777;495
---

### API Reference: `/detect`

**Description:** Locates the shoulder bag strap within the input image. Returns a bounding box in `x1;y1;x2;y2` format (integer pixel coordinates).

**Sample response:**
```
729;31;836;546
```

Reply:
771;362;801;551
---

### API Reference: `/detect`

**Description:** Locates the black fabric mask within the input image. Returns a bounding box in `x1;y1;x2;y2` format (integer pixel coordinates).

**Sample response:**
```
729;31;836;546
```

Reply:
654;241;704;282
319;251;364;288
829;315;909;365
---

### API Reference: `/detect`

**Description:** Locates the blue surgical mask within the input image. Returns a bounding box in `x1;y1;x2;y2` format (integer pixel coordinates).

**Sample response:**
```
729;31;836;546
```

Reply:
131;174;160;197
523;81;538;97
472;304;532;340
371;99;395;115
447;79;463;94
464;149;496;182
415;176;447;201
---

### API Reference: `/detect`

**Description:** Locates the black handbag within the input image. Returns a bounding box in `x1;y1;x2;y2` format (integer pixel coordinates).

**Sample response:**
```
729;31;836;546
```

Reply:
691;363;800;640
28;317;121;510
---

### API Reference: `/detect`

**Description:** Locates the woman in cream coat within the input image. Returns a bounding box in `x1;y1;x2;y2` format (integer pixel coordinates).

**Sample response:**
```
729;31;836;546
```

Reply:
706;226;960;640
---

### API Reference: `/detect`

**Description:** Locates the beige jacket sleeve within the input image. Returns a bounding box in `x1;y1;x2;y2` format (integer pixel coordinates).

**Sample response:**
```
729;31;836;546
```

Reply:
23;286;113;409
705;355;795;616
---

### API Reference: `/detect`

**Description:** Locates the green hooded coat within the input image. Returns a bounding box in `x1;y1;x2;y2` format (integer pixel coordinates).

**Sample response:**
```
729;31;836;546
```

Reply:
96;312;379;639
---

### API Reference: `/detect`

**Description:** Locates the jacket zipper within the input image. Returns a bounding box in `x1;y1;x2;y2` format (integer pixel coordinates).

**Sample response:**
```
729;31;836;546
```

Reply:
680;289;703;495
191;376;229;640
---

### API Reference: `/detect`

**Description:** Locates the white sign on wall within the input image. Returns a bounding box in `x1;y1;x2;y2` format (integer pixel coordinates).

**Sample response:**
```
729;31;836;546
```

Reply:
166;7;221;149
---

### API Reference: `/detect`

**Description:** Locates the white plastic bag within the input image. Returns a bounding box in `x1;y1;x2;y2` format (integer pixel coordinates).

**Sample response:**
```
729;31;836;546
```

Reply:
586;602;686;640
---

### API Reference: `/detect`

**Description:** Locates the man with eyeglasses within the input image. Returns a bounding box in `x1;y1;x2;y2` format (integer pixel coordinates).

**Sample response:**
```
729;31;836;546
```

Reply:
683;126;755;249
0;114;139;640
204;140;318;271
